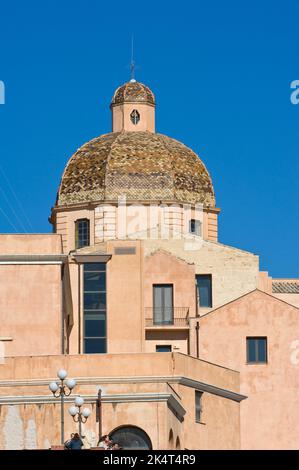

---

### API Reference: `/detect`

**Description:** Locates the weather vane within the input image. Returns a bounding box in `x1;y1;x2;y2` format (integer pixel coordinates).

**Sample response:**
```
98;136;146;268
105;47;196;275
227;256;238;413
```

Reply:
130;35;136;82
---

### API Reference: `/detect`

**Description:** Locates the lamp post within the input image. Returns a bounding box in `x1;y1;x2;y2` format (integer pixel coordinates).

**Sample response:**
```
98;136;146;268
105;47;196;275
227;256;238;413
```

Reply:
49;369;76;444
68;396;91;438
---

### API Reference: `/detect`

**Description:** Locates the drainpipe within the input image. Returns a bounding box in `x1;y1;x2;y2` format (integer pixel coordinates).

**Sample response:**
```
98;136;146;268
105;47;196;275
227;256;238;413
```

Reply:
61;264;65;354
196;321;199;358
78;263;81;354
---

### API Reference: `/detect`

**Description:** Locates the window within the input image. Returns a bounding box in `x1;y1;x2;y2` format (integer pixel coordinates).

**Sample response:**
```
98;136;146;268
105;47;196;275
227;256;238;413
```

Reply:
153;284;173;325
130;109;140;125
110;426;152;450
195;391;203;423
83;263;106;353
196;275;212;308
75;219;90;249
156;345;172;352
247;337;267;364
189;219;201;236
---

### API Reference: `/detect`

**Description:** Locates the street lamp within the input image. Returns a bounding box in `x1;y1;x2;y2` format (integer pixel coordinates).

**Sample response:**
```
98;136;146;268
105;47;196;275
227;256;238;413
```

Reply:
49;369;76;444
68;396;91;438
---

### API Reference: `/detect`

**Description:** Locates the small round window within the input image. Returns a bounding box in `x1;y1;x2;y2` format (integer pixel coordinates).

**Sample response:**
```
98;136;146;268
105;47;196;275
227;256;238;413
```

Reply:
130;109;140;125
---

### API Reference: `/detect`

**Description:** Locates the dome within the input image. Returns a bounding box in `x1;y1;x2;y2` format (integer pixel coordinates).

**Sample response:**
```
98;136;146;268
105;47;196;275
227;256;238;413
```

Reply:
57;131;215;207
111;80;155;107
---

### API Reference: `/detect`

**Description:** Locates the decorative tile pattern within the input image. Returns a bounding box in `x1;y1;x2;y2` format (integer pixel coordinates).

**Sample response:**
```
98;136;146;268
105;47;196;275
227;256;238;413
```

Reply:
111;81;155;106
272;282;299;294
57;131;215;207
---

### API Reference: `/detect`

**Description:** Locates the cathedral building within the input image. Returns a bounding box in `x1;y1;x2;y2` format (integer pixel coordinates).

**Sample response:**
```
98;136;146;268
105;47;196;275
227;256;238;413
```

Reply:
0;79;298;450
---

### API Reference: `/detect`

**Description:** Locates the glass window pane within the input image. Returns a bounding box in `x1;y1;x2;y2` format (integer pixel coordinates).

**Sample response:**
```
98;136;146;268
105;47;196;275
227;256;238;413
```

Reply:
195;391;202;422
258;338;267;362
190;219;201;236
153;285;173;325
247;338;256;362
84;271;106;292
196;275;212;308
156;345;172;352
84;338;106;354
76;219;90;249
84;292;106;310
84;314;106;337
84;263;106;272
110;427;152;450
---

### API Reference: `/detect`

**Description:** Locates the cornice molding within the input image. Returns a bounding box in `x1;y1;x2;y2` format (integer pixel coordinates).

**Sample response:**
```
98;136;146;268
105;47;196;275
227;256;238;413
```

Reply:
0;392;186;421
0;254;67;264
0;375;246;402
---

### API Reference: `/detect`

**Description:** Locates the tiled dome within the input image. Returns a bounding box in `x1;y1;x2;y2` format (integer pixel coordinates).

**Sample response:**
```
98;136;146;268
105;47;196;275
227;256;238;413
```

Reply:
111;80;155;106
57;131;215;207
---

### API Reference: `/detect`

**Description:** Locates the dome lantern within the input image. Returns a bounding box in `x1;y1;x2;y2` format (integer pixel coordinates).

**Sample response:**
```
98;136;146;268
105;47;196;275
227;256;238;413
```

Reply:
110;81;155;133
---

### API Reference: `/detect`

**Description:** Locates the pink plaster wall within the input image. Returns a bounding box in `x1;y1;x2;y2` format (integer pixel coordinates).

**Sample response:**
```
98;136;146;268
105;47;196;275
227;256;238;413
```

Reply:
0;264;62;356
0;234;62;254
199;289;299;449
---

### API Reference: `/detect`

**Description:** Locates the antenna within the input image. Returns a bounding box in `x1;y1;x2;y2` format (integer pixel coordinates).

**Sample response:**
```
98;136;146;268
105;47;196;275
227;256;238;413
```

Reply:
130;34;136;82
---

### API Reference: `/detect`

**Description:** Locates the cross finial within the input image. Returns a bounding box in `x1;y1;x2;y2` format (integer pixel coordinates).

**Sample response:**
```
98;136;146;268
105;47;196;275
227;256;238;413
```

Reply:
130;34;136;82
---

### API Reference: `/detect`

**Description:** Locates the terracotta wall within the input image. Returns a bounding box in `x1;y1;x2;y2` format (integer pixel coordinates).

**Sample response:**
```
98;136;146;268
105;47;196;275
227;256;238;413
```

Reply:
0;264;62;357
0;234;62;254
0;353;242;450
199;289;299;449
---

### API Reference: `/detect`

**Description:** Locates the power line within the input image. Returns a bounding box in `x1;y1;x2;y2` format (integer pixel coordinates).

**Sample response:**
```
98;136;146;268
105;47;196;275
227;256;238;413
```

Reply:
0;165;34;231
0;205;18;232
0;182;28;233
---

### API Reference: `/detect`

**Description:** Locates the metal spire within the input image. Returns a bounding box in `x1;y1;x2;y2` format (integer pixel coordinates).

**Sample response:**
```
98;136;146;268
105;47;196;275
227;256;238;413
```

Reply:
130;35;136;82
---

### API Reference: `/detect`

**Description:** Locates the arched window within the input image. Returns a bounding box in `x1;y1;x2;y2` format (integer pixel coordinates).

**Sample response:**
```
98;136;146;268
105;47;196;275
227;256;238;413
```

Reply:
169;429;174;449
130;109;140;125
110;425;152;450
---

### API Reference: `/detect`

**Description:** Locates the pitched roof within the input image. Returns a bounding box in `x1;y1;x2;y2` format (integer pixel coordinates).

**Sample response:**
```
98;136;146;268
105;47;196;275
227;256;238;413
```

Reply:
272;282;299;294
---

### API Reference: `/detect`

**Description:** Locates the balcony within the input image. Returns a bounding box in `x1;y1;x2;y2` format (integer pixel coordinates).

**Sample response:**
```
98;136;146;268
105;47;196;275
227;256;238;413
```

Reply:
145;307;190;330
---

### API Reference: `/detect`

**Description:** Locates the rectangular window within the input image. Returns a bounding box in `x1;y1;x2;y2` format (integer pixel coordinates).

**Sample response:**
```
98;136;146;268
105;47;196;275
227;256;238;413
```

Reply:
195;391;203;423
156;345;172;352
153;284;173;325
75;219;90;249
196;275;212;308
189;219;201;236
246;337;267;364
83;263;106;354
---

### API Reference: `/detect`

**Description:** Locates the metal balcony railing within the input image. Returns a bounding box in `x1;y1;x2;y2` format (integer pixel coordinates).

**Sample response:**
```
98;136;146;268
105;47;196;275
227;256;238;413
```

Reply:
145;307;190;327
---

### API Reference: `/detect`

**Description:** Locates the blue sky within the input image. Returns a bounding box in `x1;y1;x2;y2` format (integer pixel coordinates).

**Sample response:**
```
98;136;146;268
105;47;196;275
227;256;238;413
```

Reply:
0;0;298;277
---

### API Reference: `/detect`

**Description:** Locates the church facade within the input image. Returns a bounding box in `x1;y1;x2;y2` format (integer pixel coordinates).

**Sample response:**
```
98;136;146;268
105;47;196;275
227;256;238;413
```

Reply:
0;79;298;450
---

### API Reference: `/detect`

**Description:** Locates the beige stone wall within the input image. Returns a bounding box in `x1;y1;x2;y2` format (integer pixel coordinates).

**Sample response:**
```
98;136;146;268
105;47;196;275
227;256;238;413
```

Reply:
199;290;299;449
56;208;95;254
62;238;258;356
143;238;259;313
55;204;219;252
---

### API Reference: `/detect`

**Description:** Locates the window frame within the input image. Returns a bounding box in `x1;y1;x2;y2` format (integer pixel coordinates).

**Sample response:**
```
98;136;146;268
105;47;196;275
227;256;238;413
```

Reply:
83;262;107;354
156;345;172;352
196;274;213;308
246;336;268;364
189;219;201;236
195;390;203;423
153;283;174;325
75;218;90;249
130;109;140;125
